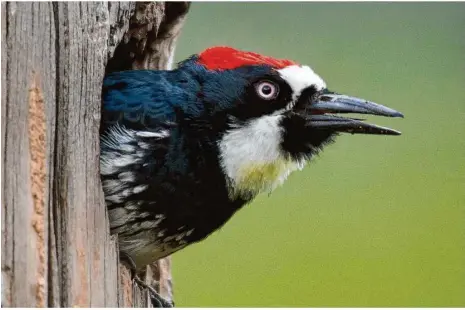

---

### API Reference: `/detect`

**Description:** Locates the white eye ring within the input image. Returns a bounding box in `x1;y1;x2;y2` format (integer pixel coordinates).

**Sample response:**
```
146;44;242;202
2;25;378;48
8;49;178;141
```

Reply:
255;81;279;100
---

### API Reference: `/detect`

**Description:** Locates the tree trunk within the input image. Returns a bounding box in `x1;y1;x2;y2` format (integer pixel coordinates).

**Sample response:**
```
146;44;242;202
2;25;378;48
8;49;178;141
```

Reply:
1;2;189;307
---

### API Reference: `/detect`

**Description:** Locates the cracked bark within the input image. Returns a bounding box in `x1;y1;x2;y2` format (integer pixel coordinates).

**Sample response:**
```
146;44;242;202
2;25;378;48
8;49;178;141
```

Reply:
1;2;190;307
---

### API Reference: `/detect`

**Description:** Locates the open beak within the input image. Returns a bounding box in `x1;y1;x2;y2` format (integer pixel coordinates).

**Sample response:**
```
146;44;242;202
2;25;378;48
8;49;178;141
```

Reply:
307;90;403;135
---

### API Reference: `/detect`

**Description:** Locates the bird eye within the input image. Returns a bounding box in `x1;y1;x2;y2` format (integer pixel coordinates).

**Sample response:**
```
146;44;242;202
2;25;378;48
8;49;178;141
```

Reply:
255;81;279;100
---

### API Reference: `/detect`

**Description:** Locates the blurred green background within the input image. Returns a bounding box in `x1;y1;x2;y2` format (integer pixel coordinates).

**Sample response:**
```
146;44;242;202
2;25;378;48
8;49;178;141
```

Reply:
172;3;465;307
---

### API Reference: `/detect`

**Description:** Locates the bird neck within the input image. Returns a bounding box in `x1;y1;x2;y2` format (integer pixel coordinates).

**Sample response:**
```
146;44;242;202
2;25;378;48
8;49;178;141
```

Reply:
217;114;307;200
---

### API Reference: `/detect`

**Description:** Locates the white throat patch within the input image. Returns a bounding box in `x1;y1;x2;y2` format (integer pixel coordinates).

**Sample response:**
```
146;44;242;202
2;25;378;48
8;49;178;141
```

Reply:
218;115;305;198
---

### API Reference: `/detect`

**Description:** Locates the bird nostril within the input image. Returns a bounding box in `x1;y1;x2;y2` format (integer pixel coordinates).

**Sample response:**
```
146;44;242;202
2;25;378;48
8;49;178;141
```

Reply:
319;96;332;102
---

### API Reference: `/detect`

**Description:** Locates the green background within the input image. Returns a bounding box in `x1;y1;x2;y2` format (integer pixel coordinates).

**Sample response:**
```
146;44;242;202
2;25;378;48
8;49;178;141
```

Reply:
172;3;465;307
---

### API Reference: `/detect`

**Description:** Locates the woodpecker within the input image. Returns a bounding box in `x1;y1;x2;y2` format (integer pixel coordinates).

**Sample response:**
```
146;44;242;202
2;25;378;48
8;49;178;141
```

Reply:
101;46;402;280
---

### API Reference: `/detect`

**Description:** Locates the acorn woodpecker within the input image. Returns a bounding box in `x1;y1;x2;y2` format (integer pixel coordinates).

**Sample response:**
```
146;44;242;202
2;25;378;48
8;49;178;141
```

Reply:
101;46;402;286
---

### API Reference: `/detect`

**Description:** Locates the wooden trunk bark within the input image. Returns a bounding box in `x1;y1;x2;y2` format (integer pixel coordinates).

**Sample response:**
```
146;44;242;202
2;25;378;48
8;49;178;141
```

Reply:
1;2;189;307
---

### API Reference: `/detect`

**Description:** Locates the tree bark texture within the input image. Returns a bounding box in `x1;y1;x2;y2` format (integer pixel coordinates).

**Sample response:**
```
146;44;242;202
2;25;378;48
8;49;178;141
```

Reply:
1;2;189;307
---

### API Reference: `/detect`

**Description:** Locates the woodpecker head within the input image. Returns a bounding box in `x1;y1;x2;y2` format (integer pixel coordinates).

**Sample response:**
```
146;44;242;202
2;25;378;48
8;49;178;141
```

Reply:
179;46;403;199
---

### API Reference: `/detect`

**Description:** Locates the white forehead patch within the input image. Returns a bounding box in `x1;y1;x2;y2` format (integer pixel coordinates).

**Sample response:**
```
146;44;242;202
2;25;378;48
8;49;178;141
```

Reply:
278;65;326;100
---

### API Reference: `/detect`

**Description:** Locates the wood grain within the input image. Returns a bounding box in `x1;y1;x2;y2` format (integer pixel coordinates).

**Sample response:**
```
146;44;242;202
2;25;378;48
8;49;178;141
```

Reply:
1;2;190;307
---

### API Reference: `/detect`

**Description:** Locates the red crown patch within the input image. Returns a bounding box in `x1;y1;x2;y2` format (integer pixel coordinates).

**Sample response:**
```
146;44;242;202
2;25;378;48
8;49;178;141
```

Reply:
197;46;297;71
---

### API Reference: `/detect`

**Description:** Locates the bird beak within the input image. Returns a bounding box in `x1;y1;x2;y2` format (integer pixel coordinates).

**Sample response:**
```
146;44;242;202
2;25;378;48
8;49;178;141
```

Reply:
307;90;403;135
